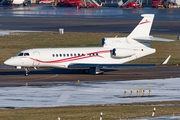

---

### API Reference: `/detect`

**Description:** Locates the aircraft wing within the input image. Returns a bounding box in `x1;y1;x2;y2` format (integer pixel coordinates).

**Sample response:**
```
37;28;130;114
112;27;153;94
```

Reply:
68;63;156;69
68;55;170;69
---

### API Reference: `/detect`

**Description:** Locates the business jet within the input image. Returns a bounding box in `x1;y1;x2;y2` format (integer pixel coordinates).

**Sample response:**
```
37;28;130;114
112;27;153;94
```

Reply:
4;14;174;76
0;0;28;6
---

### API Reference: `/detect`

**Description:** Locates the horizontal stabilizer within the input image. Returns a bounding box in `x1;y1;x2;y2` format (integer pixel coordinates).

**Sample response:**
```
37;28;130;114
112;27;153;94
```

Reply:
133;36;174;42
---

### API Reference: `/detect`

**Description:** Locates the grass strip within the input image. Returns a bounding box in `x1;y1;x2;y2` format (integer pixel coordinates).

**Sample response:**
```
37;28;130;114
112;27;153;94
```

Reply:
0;101;180;120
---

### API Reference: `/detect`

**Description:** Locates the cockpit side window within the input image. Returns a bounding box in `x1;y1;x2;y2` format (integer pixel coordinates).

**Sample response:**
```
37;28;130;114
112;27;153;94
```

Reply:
17;53;23;56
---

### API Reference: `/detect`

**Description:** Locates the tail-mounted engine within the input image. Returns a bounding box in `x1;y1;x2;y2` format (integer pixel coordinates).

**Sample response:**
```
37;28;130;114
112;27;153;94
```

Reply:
111;48;136;58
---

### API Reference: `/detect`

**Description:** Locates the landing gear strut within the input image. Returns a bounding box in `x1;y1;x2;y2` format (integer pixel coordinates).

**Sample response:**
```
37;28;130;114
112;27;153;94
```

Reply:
24;67;30;76
90;66;104;74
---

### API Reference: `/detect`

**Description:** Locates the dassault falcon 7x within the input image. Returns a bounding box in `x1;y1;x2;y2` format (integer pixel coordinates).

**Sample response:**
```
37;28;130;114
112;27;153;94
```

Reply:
4;14;173;76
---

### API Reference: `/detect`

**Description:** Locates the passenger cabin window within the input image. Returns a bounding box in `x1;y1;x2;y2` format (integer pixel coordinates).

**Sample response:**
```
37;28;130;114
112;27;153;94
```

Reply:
51;53;88;57
87;53;98;56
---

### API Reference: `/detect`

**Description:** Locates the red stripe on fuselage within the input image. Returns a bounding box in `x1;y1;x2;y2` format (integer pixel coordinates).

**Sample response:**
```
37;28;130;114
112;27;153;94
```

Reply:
22;49;110;64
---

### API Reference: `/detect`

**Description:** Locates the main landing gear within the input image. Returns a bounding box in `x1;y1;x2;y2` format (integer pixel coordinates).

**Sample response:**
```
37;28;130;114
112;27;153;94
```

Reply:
83;66;104;74
93;66;104;74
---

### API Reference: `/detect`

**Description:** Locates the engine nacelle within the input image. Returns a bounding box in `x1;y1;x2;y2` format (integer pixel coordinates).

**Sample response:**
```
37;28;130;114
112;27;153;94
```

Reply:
111;48;136;58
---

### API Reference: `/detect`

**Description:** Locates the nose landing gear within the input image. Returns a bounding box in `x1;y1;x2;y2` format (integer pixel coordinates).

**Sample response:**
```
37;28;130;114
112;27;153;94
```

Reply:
24;67;30;76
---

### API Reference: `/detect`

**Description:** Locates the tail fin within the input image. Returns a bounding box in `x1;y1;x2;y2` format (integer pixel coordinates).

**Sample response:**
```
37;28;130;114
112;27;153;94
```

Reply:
127;14;154;39
102;14;174;48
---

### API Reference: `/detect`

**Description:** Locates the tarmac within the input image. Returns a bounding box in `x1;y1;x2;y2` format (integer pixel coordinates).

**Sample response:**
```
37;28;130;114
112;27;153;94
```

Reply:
0;66;180;85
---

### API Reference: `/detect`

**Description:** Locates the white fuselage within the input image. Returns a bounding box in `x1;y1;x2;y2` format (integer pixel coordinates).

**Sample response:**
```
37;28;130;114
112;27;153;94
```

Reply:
4;42;156;69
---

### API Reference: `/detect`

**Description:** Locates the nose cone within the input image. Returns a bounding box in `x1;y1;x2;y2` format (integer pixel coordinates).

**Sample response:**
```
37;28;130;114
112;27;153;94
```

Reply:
4;59;11;66
4;58;15;66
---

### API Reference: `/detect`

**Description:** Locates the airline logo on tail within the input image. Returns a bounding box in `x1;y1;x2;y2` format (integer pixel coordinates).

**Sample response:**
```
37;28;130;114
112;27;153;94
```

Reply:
139;19;150;25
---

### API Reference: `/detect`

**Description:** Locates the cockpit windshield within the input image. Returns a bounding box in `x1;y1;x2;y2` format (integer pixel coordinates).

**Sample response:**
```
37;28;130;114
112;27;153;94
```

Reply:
24;53;30;56
17;52;30;56
17;53;23;56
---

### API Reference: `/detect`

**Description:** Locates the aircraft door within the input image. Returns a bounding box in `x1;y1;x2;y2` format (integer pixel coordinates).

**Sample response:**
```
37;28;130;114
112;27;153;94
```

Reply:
33;51;40;66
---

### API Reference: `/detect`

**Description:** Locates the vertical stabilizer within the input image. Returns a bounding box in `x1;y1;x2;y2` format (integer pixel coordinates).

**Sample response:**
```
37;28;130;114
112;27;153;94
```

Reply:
127;14;155;39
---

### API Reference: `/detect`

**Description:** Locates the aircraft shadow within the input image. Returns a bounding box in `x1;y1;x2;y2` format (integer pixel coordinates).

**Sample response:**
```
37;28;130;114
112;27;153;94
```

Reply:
0;68;118;75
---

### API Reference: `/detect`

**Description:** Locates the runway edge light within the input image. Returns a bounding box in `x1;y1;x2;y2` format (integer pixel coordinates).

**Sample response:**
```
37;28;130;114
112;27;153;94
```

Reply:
100;112;103;120
152;108;156;117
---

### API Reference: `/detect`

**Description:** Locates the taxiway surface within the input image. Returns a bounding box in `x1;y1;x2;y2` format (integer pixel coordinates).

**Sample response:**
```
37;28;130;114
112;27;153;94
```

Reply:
0;66;180;84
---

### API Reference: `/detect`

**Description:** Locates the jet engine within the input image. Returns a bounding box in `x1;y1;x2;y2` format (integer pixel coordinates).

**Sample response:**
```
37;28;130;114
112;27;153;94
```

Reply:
111;48;136;58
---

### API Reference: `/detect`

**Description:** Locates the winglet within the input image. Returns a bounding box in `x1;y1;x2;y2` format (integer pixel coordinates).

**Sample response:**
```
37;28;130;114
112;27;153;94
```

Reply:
161;55;171;65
